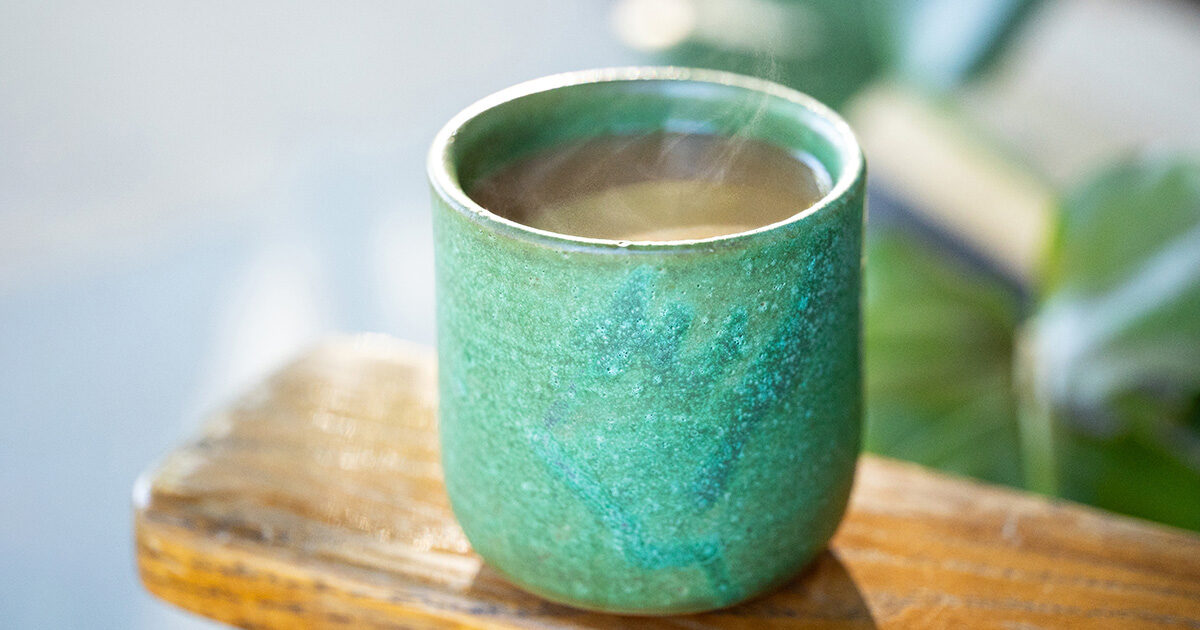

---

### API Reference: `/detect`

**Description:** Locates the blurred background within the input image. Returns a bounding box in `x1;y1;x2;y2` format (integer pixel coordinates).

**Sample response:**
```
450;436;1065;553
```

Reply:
2;0;1198;627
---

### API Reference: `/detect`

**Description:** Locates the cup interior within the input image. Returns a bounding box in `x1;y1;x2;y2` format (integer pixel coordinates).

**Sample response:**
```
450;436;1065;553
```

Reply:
429;68;862;246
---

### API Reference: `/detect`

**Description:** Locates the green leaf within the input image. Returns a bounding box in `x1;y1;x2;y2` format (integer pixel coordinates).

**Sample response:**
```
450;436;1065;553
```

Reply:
1025;155;1200;530
642;0;1041;109
864;227;1024;486
868;0;1043;89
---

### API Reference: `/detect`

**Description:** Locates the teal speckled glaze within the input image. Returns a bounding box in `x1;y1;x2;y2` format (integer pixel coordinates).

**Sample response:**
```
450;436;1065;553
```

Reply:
428;68;864;615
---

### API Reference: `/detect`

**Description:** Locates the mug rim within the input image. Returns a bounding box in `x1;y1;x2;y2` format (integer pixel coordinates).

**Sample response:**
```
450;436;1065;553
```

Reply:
427;66;864;251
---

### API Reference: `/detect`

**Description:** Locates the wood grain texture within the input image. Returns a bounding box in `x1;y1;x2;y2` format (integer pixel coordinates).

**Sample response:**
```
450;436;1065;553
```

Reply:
135;335;1200;629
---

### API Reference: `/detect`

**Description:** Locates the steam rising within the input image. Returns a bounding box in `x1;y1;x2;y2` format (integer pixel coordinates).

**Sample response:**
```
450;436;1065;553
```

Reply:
468;130;831;242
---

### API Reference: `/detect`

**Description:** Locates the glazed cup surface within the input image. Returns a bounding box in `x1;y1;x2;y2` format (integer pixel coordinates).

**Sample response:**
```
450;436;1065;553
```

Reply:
429;67;864;614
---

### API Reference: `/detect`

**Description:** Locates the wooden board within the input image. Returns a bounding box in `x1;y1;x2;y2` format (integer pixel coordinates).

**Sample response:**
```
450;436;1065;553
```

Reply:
135;335;1200;629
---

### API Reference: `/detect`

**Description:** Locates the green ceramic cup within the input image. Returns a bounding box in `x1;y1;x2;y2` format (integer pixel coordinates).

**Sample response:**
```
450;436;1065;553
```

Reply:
428;67;864;615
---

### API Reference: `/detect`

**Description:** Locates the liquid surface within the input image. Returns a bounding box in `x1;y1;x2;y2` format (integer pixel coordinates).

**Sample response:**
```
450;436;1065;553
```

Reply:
468;132;831;241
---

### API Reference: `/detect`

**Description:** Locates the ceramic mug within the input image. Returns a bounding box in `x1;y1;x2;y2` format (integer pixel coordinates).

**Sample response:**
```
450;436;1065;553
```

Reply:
428;67;864;614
